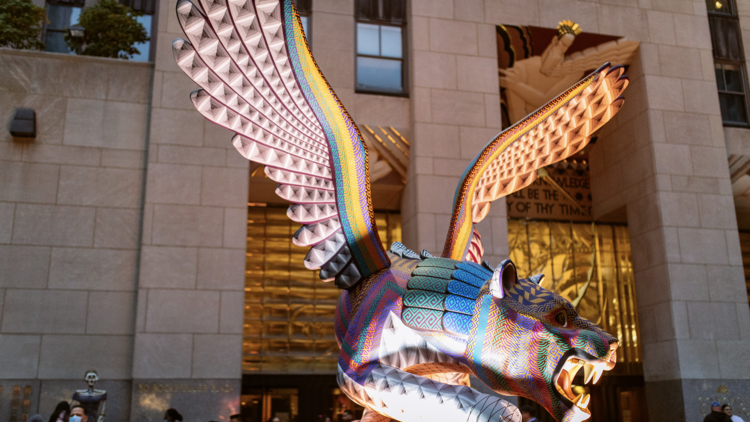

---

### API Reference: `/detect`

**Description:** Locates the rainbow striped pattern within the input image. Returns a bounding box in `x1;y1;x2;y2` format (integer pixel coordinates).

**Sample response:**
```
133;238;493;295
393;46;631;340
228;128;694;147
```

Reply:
283;2;389;279
442;73;598;260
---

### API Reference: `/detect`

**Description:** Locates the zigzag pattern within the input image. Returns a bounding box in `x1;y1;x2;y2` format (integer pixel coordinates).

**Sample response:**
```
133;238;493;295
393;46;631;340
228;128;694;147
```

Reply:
407;276;449;293
451;268;486;288
403;290;446;311
443;313;472;336
402;307;443;331
447;279;480;299
445;295;474;315
412;266;453;279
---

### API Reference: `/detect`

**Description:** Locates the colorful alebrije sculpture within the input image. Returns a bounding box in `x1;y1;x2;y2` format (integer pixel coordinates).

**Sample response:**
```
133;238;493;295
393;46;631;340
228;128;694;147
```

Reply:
172;2;627;421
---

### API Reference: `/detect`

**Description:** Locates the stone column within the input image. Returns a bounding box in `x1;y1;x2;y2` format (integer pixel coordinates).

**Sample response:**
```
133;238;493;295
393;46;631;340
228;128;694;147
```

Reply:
130;0;249;419
588;5;750;422
403;0;509;264
0;49;153;422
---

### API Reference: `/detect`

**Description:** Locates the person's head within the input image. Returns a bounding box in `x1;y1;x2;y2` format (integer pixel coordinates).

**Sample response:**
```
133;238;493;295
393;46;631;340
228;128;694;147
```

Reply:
165;408;183;422
723;404;733;416
229;414;243;422
520;405;536;422
70;405;87;422
49;401;71;422
712;402;722;412
340;410;353;422
29;415;44;422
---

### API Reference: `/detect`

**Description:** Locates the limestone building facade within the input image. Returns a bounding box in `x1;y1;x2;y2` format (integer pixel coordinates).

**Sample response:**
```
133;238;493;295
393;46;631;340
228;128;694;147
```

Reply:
1;0;749;421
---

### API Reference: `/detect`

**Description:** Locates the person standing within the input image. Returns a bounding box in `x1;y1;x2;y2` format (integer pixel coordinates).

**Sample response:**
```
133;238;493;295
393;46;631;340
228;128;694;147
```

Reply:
519;405;537;422
49;401;71;422
70;405;88;422
723;404;746;422
164;409;183;422
705;402;732;422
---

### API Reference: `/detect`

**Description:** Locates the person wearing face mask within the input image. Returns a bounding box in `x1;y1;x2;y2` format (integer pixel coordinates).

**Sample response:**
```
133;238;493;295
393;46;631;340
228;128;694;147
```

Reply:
164;408;183;422
70;405;88;422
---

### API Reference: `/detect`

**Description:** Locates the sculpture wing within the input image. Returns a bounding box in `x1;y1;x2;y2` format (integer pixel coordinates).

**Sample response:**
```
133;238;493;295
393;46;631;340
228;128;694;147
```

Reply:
172;0;389;288
443;64;628;261
550;39;639;78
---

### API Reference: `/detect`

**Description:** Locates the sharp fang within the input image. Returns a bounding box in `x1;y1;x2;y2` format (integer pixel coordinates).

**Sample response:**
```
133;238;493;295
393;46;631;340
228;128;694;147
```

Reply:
582;394;590;408
575;394;584;406
593;368;603;384
584;363;595;384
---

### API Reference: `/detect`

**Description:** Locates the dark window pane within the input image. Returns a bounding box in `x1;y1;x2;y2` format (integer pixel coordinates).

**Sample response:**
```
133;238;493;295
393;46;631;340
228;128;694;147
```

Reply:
46;4;81;30
706;0;733;14
292;0;312;14
357;57;402;92
382;0;406;23
44;31;73;54
709;15;743;60
715;63;726;90
119;0;156;14
357;23;380;55
355;0;379;20
50;0;84;7
380;25;401;58
723;63;743;91
719;93;748;124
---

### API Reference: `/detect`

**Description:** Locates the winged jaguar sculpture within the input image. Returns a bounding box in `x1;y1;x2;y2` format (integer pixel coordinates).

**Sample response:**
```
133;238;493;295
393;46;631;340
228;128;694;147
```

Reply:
171;1;628;421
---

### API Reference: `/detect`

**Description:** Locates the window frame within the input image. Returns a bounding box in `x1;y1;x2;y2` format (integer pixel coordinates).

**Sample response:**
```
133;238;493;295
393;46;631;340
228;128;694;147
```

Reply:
43;0;84;54
354;20;409;97
707;0;750;127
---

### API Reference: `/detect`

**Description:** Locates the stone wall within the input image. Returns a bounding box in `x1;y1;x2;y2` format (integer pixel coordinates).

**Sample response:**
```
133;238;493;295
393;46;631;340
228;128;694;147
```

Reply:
0;49;153;421
403;0;508;264
128;0;249;419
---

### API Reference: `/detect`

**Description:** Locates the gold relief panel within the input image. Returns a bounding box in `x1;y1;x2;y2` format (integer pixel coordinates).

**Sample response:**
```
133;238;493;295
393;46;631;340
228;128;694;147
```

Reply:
243;205;401;374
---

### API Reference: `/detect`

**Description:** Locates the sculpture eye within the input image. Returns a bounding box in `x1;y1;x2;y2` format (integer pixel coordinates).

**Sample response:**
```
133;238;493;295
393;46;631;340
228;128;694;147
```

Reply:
554;311;568;327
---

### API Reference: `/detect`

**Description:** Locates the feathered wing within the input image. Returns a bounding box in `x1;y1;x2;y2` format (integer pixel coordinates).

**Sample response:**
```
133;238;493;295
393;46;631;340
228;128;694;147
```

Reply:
172;0;390;288
443;63;629;262
552;39;639;78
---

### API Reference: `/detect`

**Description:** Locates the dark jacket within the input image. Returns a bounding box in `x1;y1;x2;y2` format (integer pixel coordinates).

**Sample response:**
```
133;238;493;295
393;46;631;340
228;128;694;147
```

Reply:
704;411;732;422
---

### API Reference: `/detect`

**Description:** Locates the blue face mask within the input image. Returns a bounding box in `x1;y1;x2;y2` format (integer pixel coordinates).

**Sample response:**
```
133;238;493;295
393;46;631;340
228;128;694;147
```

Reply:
70;416;82;422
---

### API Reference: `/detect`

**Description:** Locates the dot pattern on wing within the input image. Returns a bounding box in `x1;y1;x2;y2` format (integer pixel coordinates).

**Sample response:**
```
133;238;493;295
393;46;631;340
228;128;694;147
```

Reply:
171;0;390;290
402;258;493;337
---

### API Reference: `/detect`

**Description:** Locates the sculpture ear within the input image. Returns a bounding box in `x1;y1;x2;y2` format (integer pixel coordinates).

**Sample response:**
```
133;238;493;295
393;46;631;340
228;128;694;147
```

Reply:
528;274;545;287
490;259;517;299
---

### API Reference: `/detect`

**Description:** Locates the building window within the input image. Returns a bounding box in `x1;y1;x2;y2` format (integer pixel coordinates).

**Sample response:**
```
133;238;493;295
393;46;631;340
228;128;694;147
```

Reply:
44;0;83;54
119;0;155;61
293;0;311;41
44;0;155;60
706;0;750;126
355;0;406;95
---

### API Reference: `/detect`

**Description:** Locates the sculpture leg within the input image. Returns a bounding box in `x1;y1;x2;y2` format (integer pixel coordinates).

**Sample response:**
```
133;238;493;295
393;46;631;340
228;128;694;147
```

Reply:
338;363;520;422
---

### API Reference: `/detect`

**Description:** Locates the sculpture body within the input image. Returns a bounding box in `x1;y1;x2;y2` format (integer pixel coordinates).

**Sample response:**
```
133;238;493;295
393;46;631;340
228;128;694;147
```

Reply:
171;1;629;420
70;371;107;422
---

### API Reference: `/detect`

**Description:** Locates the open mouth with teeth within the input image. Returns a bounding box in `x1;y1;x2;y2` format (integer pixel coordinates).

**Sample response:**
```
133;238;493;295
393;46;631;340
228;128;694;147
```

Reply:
552;343;618;421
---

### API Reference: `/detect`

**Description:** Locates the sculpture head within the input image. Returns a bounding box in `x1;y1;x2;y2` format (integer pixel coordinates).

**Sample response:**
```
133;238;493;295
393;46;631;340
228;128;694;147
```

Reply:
468;260;618;422
84;370;98;388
